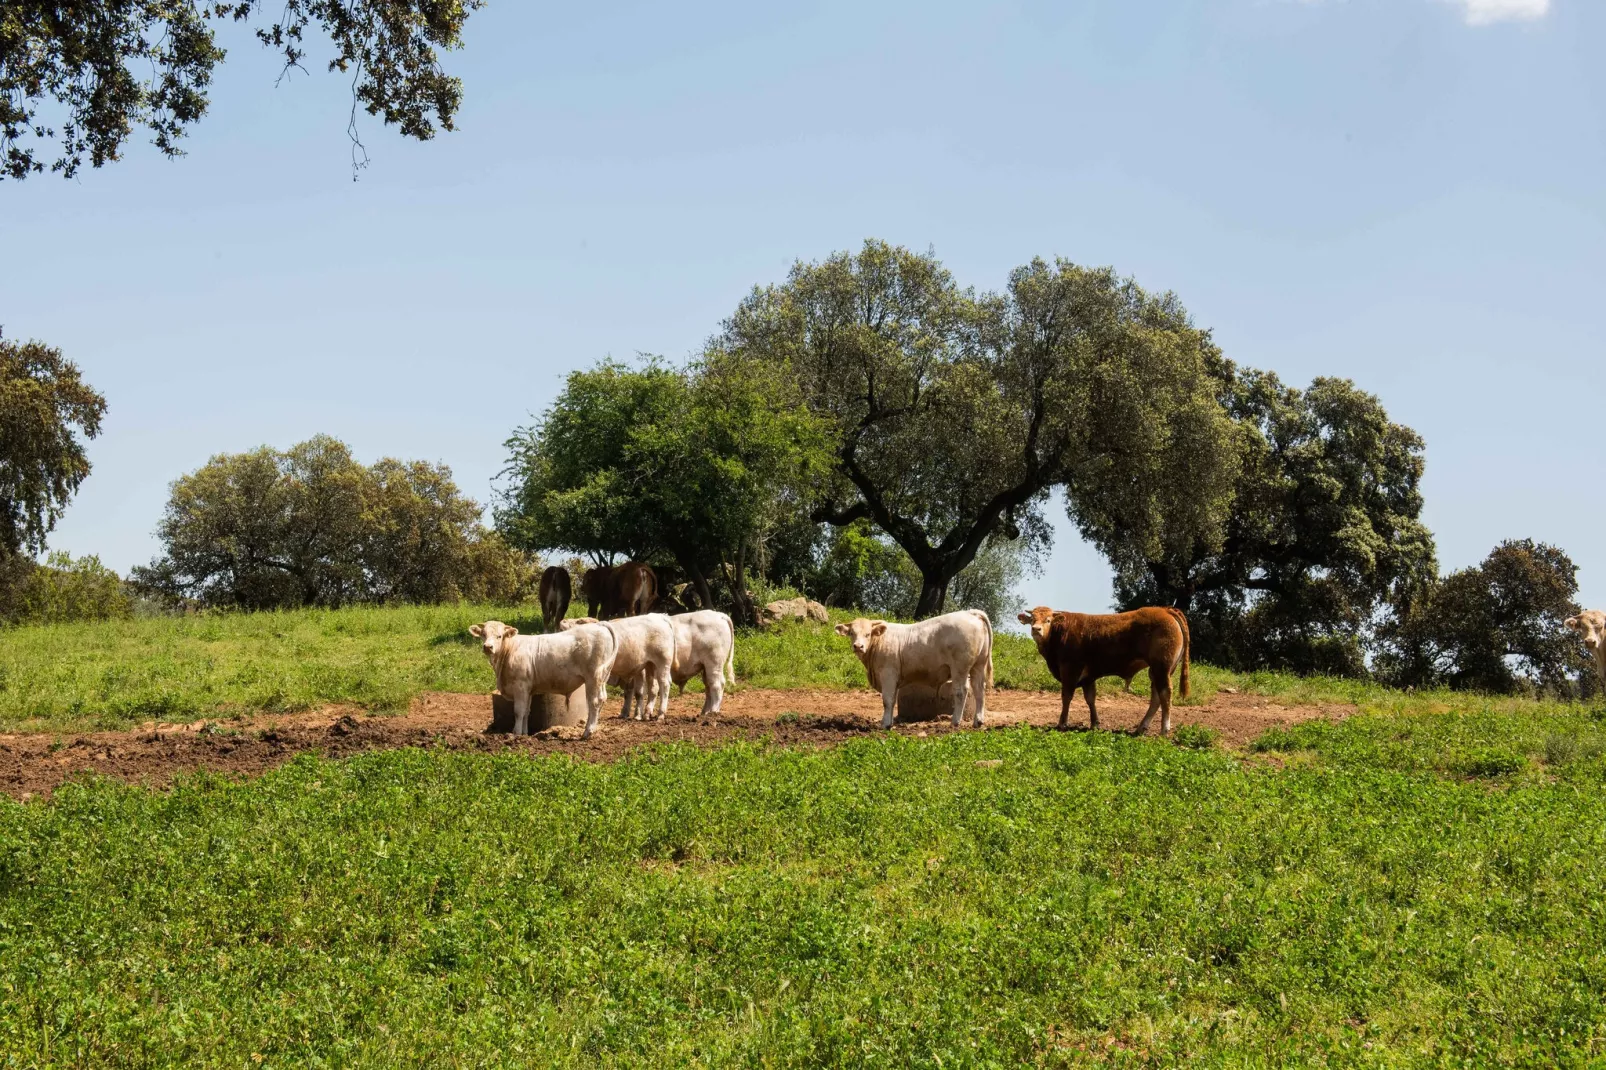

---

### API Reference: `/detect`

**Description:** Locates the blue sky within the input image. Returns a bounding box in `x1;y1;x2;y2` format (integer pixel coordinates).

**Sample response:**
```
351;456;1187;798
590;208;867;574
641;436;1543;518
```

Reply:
3;0;1602;613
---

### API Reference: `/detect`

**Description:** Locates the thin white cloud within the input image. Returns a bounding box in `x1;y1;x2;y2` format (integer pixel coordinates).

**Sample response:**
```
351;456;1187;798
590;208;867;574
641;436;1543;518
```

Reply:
1445;0;1551;25
1283;0;1553;26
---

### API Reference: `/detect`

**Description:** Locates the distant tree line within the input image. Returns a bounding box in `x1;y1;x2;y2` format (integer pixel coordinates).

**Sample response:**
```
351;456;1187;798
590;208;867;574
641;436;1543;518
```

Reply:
0;240;1598;698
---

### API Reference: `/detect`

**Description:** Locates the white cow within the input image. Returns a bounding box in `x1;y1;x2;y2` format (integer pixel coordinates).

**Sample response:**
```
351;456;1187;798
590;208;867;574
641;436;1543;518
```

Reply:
835;609;993;729
1565;610;1606;686
663;610;737;717
560;613;676;721
469;620;616;739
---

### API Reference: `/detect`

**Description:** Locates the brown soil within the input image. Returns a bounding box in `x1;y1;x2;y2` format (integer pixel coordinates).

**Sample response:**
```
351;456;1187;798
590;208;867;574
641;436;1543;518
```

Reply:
0;687;1349;800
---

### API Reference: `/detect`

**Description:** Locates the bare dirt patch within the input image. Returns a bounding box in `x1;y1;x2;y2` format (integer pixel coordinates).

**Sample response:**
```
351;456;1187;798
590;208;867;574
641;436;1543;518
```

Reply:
0;687;1349;799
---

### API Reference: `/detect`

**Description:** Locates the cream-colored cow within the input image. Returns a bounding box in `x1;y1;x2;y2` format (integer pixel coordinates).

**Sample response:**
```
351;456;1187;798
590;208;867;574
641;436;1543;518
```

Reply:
835;609;993;729
469;620;616;738
560;613;675;720
1565;610;1606;686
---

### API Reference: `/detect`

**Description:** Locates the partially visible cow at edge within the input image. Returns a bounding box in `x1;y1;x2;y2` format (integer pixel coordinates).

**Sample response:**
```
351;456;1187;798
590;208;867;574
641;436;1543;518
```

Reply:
1565;610;1606;686
582;562;659;619
1017;605;1190;736
835;610;994;729
538;566;572;633
560;612;675;721
469;620;616;738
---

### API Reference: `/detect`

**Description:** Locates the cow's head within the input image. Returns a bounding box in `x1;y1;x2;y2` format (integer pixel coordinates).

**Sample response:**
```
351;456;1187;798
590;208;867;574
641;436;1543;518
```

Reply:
1565;610;1606;656
834;618;887;659
1017;606;1056;650
557;616;601;631
469;620;517;662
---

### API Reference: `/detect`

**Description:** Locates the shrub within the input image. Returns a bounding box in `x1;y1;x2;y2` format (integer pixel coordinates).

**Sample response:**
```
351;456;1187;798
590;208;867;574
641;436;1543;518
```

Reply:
0;551;132;626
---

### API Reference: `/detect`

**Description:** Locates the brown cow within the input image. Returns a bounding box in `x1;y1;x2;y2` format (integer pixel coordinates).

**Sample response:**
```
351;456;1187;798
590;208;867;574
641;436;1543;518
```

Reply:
538;566;572;633
582;562;659;619
1017;605;1191;736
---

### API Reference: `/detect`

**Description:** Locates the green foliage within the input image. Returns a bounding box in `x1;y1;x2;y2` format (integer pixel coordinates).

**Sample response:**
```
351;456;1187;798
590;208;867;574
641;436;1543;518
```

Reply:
0;0;483;180
6;721;1606;1064
1170;722;1219;750
133;435;531;611
0;334;106;559
498;355;832;617
0;551;132;627
724;240;1239;617
1378;539;1586;696
1115;370;1437;677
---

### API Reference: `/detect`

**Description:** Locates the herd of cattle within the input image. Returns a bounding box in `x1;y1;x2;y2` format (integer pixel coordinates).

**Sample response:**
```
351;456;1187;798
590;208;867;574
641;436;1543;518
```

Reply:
472;561;1198;740
471;562;1606;741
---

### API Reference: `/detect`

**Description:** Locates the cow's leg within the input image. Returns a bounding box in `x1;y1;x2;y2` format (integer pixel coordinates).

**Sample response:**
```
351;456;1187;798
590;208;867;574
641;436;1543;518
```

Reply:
617;672;635;719
1059;675;1076;729
701;664;724;718
1158;665;1175;736
1133;668;1165;736
653;662;671;720
950;673;969;728
880;670;899;730
582;680;603;740
970;661;988;728
513;690;531;737
1084;679;1099;730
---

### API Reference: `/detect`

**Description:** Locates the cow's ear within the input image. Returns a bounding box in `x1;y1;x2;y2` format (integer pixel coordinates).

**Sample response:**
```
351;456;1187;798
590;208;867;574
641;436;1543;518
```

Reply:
834;623;850;636
1565;617;1578;629
871;622;888;638
505;626;518;638
469;624;484;638
1016;612;1032;625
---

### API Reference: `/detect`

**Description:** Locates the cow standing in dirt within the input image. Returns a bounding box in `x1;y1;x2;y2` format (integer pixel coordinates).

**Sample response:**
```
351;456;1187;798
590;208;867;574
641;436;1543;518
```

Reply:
560;613;675;721
1018;605;1190;736
835;610;994;729
665;609;737;717
469;620;616;738
582;562;659;619
539;566;571;633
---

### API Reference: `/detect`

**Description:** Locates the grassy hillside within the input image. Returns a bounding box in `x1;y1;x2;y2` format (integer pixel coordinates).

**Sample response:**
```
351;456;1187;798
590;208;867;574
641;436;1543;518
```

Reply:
0;603;1346;735
4;713;1606;1066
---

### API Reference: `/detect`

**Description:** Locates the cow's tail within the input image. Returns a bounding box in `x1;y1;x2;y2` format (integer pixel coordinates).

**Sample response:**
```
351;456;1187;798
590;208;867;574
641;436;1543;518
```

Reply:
1168;607;1191;700
977;609;994;687
724;613;737;686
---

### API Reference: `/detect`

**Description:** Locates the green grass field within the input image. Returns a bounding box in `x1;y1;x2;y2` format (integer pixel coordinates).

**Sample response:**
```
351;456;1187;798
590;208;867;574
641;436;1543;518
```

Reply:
5;712;1606;1066
0;602;1437;735
4;606;1606;1064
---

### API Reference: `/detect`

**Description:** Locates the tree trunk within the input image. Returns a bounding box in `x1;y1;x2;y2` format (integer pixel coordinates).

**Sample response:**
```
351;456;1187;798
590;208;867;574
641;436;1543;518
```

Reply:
680;556;714;612
730;540;758;627
914;568;955;619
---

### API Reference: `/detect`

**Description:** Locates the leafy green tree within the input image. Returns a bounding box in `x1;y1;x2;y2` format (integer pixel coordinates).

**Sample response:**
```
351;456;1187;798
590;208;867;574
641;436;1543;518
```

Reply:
0;551;132;626
0;334;107;560
723;240;1240;617
135;435;519;609
1;0;483;180
497;355;832;621
1378;540;1585;695
1112;369;1437;676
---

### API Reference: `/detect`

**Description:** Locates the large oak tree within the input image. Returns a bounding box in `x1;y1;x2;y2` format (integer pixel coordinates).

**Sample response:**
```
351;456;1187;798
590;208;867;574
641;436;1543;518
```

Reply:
722;240;1241;618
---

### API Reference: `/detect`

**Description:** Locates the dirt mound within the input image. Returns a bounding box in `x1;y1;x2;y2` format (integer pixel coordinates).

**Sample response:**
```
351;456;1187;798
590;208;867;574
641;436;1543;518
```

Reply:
0;687;1349;799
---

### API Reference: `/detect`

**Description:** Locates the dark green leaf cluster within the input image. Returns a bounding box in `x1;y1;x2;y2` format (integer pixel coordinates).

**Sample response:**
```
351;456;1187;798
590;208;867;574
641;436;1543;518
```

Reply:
0;334;106;558
0;0;481;179
133;434;534;610
1114;369;1438;676
1377;539;1588;696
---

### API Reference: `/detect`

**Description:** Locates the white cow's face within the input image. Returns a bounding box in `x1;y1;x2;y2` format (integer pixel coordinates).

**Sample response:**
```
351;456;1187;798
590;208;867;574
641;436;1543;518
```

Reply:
1565;612;1606;655
1017;607;1055;649
469;620;518;660
833;618;886;658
